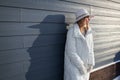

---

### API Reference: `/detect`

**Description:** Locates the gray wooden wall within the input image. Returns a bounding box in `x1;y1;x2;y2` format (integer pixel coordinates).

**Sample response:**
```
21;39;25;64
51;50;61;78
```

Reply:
0;0;120;80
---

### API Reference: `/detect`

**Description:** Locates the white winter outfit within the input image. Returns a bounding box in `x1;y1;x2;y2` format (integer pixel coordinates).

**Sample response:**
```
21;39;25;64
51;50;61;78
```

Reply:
64;23;95;80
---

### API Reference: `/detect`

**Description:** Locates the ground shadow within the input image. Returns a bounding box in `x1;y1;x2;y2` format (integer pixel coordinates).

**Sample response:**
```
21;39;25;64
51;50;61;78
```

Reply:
25;15;67;80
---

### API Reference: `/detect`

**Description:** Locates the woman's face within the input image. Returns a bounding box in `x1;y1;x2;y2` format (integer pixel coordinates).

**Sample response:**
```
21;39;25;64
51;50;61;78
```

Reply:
77;16;90;27
82;16;90;25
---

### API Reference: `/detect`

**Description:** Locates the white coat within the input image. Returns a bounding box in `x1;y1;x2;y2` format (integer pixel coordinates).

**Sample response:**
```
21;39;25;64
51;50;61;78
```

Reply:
64;23;95;80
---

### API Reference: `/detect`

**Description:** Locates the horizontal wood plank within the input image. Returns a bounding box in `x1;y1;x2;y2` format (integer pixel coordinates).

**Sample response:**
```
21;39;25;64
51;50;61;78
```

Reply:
0;36;23;50
0;62;24;79
0;7;20;21
0;0;90;12
0;45;65;64
0;22;67;36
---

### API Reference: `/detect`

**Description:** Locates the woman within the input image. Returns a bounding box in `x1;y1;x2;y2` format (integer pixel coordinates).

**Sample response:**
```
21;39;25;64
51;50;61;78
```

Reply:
64;9;95;80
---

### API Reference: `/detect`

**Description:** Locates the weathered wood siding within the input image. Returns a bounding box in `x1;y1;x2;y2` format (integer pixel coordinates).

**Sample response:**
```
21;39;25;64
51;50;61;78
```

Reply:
0;0;120;80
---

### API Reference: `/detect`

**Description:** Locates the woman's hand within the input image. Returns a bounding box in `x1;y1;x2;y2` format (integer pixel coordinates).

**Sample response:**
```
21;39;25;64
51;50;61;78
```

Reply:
87;64;93;72
79;64;87;75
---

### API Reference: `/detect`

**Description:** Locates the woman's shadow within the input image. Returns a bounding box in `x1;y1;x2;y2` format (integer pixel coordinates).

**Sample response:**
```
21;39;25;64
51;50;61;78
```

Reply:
25;15;67;80
114;51;120;78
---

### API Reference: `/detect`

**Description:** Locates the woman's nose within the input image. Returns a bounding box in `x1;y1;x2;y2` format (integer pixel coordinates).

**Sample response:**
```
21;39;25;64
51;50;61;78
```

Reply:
85;18;90;22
